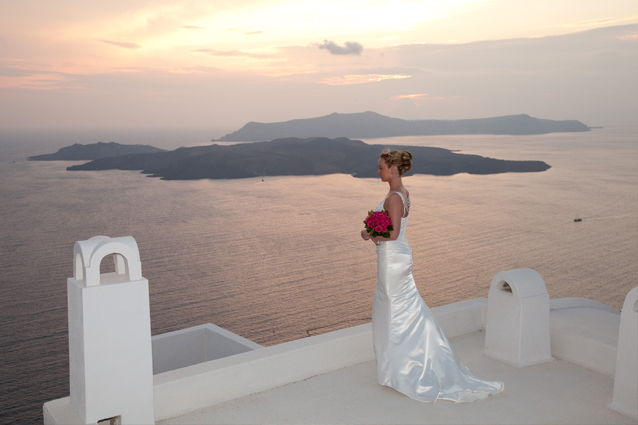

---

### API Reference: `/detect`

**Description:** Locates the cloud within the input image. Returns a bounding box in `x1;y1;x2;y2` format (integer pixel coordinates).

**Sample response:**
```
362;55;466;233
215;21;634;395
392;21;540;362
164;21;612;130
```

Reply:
392;93;428;100
182;25;205;29
565;15;638;27
320;74;409;85
225;28;265;35
192;48;271;59
0;64;40;78
97;39;141;49
315;40;363;56
0;72;68;90
391;93;445;103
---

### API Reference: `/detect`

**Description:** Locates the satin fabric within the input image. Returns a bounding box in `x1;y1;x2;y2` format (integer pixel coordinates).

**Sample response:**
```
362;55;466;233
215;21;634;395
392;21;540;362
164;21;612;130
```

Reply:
372;193;503;403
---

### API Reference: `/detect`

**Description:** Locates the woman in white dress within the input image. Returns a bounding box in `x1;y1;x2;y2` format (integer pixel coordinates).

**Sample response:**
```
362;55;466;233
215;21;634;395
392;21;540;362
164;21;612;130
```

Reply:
360;149;504;403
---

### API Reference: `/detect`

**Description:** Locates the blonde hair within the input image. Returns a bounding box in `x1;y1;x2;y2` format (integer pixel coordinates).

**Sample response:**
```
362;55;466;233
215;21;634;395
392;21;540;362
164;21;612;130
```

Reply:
380;149;412;175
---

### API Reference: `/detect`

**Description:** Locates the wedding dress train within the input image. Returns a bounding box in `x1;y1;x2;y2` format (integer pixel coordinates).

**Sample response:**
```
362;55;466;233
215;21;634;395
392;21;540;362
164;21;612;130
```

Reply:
372;192;503;403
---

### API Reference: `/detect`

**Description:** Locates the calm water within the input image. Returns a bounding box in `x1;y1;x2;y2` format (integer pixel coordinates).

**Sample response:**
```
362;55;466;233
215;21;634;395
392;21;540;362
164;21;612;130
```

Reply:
0;127;636;424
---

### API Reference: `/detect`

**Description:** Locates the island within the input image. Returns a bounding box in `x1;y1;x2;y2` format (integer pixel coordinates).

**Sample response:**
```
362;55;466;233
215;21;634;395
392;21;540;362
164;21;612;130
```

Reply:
65;137;551;179
216;111;590;142
28;141;166;161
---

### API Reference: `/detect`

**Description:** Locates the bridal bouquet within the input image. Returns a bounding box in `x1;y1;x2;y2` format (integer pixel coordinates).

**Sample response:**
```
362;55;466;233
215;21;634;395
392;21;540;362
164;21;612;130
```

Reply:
364;210;394;238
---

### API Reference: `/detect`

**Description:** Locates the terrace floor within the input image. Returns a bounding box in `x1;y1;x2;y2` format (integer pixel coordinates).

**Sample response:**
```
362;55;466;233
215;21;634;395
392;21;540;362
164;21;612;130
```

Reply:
159;330;633;424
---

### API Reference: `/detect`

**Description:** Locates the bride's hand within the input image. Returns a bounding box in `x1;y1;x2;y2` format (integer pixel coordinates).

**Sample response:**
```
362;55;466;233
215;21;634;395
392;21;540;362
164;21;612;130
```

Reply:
361;229;370;241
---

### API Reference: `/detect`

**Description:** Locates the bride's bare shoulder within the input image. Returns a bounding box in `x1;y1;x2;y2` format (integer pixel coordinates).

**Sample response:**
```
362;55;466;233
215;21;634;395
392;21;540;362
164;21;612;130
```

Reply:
384;192;403;209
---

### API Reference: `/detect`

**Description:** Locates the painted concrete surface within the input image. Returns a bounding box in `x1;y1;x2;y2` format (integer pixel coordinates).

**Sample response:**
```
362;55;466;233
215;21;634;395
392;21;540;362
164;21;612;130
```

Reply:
160;331;633;425
152;323;263;375
150;298;485;421
550;306;620;376
152;322;375;421
609;286;638;419
43;240;637;425
68;236;154;424
485;268;553;367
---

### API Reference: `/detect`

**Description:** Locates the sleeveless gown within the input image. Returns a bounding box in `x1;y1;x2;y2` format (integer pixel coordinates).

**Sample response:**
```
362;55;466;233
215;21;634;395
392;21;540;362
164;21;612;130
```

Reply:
372;192;503;403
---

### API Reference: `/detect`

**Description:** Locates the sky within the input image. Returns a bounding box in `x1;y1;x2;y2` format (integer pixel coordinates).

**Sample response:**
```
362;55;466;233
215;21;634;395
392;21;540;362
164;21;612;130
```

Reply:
0;0;637;130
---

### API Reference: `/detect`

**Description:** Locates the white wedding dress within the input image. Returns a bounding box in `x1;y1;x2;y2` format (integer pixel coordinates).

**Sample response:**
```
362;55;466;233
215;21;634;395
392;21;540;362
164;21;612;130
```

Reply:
372;192;503;402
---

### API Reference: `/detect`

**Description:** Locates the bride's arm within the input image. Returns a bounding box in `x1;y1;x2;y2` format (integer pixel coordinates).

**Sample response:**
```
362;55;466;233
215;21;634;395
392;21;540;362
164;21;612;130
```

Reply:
369;193;403;243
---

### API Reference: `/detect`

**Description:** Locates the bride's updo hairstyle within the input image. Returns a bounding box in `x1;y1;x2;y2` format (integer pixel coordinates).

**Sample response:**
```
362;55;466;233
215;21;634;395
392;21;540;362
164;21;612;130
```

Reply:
380;149;412;176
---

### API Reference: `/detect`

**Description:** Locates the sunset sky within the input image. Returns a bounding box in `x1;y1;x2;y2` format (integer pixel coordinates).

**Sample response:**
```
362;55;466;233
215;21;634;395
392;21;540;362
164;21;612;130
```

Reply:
1;0;636;130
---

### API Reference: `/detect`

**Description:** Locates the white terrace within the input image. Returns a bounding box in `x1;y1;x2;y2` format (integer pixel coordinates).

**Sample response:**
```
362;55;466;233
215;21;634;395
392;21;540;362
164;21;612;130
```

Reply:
43;236;637;424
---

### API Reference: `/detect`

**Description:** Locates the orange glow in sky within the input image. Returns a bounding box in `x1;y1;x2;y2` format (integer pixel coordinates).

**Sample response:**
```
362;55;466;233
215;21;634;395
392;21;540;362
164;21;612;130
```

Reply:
393;94;428;100
1;0;636;128
322;75;411;86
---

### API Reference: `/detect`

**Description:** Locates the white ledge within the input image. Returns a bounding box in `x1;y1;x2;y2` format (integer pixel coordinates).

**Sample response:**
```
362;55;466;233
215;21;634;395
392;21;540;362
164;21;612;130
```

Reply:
153;298;486;421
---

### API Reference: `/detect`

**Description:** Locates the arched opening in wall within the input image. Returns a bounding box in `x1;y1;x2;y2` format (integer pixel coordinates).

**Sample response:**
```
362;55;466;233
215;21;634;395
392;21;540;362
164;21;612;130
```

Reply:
74;252;84;281
497;280;513;295
99;253;130;283
98;415;121;425
100;254;116;275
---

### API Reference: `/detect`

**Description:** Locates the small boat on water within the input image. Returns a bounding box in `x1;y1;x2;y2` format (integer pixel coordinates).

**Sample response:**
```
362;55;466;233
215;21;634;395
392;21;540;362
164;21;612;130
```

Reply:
574;214;582;222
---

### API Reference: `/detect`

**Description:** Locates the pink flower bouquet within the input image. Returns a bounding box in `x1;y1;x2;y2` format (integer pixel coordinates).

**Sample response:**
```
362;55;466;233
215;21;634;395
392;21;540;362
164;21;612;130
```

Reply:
364;210;394;238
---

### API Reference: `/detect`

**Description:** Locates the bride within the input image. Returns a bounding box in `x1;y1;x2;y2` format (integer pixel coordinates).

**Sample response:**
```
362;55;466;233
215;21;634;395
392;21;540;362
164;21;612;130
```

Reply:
360;149;504;403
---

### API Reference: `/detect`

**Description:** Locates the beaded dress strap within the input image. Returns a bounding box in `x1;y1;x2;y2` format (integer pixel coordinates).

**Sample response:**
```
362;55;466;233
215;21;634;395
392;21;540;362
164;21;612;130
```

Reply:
386;191;410;217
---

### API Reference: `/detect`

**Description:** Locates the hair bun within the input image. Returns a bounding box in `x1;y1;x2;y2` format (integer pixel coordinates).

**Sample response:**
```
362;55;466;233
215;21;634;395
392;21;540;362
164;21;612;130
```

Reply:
380;149;412;175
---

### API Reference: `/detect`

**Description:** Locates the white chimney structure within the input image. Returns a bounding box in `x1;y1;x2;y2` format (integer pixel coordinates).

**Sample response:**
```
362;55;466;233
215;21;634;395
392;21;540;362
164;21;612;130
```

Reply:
67;236;155;425
484;268;553;367
608;286;638;420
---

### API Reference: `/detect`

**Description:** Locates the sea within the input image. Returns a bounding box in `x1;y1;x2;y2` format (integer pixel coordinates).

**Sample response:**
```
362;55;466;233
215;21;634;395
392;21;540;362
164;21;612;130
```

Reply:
0;126;636;424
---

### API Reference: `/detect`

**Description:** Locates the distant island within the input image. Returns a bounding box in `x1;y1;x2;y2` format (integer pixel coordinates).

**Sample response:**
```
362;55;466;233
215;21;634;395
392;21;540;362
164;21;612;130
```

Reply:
65;137;550;179
216;112;590;142
28;141;166;161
